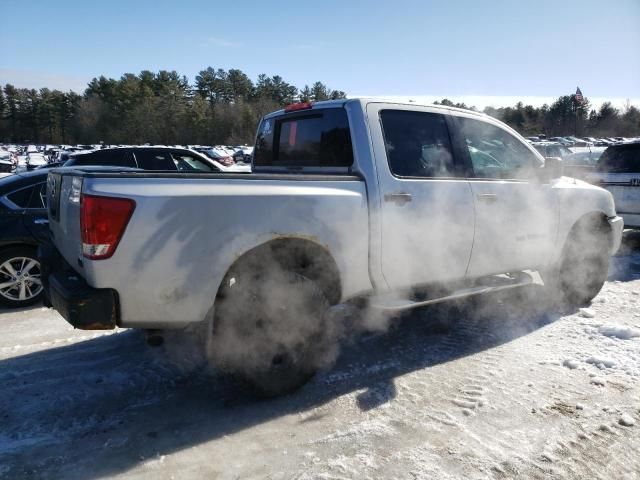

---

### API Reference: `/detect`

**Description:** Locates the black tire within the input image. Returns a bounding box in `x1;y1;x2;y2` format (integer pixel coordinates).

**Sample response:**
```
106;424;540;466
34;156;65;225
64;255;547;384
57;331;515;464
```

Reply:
0;246;43;308
210;264;332;398
543;220;610;307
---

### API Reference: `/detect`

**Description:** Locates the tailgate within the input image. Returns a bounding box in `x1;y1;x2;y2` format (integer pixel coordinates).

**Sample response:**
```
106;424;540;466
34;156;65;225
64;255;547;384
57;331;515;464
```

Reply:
47;171;84;273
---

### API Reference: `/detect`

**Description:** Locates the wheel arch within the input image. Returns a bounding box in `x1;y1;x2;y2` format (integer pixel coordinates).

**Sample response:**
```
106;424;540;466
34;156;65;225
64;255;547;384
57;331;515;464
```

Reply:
559;211;613;255
0;241;38;253
215;236;343;306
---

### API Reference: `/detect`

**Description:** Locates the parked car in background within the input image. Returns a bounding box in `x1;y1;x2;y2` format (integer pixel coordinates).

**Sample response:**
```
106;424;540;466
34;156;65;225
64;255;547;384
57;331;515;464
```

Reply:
532;142;609;179
26;153;48;170
587;142;640;228
565;136;593;147
561;150;606;179
0;170;51;307
532;142;573;159
196;147;250;171
0;150;15;173
548;137;574;146
232;145;254;163
65;146;226;172
198;147;235;166
55;149;91;164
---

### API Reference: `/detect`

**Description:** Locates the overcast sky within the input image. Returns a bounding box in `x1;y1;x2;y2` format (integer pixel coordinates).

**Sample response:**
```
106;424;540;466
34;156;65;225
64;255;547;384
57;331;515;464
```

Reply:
1;0;638;109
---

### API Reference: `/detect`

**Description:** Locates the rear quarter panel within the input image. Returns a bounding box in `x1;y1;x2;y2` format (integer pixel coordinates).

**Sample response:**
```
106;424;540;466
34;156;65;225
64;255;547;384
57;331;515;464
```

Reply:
80;177;371;328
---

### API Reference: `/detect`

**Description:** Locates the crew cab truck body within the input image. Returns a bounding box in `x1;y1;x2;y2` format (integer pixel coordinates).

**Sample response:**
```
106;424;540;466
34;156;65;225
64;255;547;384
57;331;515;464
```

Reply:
44;99;623;396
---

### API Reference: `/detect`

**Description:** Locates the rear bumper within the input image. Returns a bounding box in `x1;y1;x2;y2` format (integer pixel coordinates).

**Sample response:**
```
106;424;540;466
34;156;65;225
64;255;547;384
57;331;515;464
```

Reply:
608;215;624;254
39;244;119;330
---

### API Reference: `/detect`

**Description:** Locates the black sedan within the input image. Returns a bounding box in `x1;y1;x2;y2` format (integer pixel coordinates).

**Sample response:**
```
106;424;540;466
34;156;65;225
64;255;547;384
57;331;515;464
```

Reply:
0;170;50;307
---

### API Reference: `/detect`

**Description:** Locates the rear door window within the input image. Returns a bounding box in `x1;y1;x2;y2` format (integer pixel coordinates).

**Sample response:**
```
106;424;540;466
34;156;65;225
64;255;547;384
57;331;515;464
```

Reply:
68;149;136;168
133;150;177;170
6;182;46;209
29;182;47;209
253;108;353;169
6;186;34;208
379;110;457;178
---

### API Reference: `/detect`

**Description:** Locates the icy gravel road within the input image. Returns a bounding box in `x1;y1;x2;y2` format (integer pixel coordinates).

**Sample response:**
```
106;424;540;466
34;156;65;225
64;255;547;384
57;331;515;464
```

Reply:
1;234;639;480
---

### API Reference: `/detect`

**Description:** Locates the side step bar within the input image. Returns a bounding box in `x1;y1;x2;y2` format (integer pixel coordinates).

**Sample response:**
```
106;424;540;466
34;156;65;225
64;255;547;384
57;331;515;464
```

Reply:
368;270;542;312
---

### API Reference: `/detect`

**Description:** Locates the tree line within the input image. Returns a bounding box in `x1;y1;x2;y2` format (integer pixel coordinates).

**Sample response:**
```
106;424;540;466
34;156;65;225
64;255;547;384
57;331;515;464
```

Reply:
435;96;640;138
0;67;346;145
0;67;638;145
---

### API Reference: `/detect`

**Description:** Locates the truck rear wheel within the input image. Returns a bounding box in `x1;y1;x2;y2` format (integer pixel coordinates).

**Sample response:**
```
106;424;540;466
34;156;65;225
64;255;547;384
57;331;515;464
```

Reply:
210;267;332;397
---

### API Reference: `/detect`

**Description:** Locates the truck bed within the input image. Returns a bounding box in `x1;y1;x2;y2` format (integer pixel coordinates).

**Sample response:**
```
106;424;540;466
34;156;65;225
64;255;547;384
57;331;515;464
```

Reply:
48;168;371;328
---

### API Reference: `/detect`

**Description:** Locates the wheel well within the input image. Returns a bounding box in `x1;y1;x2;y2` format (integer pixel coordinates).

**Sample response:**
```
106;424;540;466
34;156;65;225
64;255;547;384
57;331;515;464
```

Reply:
219;238;342;305
567;212;612;249
0;242;38;254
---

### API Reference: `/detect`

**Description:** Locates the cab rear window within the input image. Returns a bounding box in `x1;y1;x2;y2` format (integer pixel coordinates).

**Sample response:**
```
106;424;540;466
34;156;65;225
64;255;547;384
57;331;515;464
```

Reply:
253;108;353;169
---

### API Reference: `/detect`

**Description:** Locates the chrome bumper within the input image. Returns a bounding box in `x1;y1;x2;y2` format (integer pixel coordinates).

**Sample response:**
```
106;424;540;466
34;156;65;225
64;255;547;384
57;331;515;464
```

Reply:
608;216;624;254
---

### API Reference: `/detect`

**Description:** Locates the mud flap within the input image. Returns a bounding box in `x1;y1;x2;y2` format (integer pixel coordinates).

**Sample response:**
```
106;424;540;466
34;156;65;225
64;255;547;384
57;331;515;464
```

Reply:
49;272;118;330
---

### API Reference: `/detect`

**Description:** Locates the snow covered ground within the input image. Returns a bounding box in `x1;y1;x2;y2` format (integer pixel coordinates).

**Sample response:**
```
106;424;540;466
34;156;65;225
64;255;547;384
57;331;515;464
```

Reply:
1;233;639;480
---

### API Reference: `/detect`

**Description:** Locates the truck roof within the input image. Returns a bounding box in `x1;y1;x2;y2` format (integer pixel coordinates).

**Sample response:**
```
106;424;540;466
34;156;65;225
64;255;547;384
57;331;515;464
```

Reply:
265;97;490;120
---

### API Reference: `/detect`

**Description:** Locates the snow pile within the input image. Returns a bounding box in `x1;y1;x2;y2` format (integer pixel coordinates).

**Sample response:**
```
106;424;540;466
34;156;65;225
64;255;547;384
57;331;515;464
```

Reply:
578;308;596;318
586;356;616;368
598;323;640;340
619;413;636;427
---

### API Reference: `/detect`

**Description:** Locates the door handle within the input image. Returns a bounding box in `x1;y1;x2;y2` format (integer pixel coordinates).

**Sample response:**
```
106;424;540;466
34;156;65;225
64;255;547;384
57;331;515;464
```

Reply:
476;193;498;204
34;219;49;224
384;192;412;206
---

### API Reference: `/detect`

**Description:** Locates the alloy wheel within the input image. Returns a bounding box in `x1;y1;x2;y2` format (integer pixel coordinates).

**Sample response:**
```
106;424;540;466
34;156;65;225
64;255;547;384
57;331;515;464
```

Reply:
0;256;43;302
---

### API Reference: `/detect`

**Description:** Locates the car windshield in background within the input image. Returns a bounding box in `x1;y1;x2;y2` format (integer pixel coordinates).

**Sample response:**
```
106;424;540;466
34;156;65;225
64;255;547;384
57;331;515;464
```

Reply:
253;108;353;169
171;152;215;172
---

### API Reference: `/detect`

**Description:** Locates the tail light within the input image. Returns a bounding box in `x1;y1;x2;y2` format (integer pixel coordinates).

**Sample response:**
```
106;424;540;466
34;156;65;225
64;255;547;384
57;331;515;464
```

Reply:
284;101;313;112
81;194;136;260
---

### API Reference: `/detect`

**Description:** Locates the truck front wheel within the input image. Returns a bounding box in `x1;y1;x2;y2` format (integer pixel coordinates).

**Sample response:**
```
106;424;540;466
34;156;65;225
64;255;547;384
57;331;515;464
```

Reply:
210;267;333;397
543;221;610;307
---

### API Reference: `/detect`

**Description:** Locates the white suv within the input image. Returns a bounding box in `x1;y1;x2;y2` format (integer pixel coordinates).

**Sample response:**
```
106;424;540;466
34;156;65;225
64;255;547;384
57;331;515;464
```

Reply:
588;142;640;228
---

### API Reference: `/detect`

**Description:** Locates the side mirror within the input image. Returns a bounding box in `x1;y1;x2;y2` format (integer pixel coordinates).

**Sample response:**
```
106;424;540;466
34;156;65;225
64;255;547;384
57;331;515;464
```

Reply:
544;156;563;179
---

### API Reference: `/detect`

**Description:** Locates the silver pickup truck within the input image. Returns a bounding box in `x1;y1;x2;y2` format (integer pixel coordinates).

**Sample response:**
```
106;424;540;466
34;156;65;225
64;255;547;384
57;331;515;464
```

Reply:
43;98;623;396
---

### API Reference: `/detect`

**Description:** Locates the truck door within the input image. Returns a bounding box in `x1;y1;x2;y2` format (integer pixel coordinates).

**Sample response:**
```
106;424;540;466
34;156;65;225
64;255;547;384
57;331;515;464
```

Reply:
452;116;558;277
367;105;475;290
